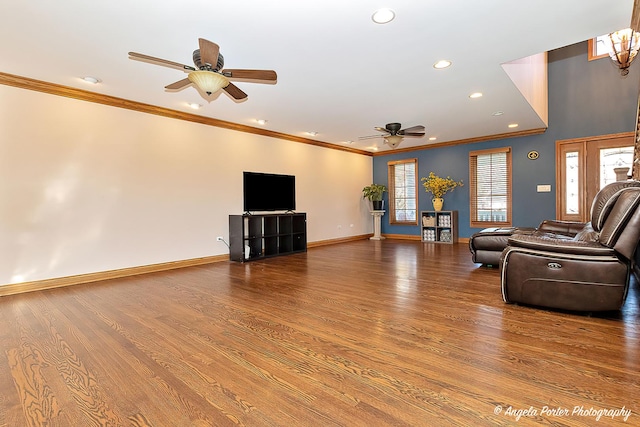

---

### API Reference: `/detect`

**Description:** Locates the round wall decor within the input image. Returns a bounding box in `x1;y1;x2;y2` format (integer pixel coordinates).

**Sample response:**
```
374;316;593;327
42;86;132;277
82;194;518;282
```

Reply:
527;150;539;160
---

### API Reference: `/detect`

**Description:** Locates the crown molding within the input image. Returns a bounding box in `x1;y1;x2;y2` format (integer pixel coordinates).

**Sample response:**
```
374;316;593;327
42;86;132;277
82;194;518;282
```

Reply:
0;71;372;156
371;127;547;156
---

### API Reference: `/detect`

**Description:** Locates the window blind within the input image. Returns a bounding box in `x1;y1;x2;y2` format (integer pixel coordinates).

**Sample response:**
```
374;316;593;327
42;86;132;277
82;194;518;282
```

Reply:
469;147;511;228
388;159;418;224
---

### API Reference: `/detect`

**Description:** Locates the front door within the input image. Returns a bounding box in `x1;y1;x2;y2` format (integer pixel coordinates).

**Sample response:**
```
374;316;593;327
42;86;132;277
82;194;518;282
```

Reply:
556;133;634;222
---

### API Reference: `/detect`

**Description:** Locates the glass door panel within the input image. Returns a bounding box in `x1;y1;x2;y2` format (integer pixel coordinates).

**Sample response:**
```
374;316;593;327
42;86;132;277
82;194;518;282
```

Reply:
599;146;633;188
565;151;580;216
557;141;585;222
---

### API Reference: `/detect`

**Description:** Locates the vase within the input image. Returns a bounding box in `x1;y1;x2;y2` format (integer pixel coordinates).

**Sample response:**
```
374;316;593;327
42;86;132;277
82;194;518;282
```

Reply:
372;200;384;211
432;197;444;212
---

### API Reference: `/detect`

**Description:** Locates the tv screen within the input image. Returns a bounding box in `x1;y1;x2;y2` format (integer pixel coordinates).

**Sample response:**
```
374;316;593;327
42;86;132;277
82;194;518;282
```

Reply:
243;172;296;212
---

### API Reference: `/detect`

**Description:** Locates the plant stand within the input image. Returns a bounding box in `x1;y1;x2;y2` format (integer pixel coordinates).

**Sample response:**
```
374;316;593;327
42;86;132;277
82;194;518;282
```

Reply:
370;210;386;240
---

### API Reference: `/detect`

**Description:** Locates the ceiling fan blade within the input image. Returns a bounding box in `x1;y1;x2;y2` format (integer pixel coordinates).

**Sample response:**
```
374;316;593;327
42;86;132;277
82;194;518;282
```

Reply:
128;52;195;71
198;38;220;68
165;78;192;90
358;134;384;140
222;69;277;82
403;132;426;137
399;125;425;134
223;82;248;100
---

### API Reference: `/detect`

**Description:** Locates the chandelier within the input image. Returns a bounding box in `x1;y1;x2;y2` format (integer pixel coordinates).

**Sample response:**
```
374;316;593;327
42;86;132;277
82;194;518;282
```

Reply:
606;28;640;76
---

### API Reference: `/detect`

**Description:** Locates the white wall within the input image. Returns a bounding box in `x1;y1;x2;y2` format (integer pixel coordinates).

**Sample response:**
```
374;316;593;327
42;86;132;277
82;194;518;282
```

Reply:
0;85;373;284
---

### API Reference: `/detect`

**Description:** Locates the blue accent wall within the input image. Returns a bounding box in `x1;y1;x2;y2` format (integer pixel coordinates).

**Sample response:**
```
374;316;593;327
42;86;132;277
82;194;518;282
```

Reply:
374;41;640;238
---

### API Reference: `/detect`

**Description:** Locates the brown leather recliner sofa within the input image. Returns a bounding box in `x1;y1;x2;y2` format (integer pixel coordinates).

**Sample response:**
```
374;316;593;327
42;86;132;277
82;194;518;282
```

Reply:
500;180;640;312
469;227;535;266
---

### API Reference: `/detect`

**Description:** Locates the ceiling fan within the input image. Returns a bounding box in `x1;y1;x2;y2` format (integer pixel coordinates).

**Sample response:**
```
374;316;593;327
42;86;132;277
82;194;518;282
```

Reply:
359;123;426;148
128;38;277;101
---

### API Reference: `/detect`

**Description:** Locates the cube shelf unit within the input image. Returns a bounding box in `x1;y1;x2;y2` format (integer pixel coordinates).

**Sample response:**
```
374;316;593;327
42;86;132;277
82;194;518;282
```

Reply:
421;210;458;244
229;213;307;262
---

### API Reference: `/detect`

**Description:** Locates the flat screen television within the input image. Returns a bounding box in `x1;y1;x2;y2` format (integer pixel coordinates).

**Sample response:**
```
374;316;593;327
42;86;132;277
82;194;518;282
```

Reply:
243;171;296;212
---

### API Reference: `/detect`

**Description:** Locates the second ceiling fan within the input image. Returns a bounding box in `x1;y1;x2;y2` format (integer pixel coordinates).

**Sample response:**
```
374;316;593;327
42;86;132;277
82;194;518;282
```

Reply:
359;123;426;148
129;38;277;101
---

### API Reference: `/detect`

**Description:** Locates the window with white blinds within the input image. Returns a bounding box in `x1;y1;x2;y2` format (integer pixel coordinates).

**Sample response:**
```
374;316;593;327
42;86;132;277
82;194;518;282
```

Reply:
469;147;512;228
388;159;418;225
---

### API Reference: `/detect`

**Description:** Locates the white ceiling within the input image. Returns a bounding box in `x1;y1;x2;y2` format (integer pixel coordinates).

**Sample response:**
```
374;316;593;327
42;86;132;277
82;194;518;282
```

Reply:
0;1;634;152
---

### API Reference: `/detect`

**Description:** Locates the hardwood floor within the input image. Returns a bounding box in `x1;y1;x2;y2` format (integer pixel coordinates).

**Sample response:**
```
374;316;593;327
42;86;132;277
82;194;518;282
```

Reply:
0;240;638;426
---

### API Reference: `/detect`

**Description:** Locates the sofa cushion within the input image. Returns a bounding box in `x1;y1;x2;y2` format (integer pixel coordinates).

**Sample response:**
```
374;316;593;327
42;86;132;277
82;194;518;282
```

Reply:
536;220;585;237
590;180;640;231
507;233;615;257
572;223;599;242
599;188;640;255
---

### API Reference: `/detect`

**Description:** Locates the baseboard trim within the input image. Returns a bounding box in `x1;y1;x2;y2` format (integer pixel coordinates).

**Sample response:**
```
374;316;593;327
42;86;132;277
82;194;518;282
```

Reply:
0;235;372;296
307;234;373;248
0;255;229;297
1;234;471;296
382;234;422;241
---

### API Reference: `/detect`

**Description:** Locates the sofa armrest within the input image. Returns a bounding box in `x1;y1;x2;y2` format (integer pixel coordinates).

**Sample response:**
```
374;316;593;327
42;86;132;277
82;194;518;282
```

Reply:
507;234;615;257
536;220;587;237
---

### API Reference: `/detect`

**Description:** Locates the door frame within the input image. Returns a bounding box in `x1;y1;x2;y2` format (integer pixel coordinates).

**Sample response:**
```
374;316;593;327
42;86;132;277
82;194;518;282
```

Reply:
555;132;634;222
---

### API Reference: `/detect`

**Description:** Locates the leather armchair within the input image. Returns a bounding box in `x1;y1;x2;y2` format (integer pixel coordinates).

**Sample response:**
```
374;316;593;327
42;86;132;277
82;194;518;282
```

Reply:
501;180;640;312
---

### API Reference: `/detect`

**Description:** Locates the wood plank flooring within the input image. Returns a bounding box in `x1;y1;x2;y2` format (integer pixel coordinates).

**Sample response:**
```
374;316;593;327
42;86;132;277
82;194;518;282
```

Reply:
0;239;638;426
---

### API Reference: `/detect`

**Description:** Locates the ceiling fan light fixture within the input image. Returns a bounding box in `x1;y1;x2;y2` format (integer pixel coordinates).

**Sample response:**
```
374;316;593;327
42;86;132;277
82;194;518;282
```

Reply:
606;28;640;76
188;71;229;95
372;8;395;24
384;135;403;148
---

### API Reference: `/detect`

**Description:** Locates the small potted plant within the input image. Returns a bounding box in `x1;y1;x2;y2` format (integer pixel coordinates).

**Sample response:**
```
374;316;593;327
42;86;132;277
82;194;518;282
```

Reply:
421;172;463;211
362;184;387;210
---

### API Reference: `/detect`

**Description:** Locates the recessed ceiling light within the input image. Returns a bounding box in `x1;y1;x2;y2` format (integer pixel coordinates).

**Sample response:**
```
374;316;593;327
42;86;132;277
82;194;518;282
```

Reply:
429;137;437;141
508;123;519;128
306;131;318;136
433;60;452;69
188;103;202;109
372;8;395;24
492;111;504;116
256;119;268;125
469;92;483;99
344;140;354;144
82;76;101;84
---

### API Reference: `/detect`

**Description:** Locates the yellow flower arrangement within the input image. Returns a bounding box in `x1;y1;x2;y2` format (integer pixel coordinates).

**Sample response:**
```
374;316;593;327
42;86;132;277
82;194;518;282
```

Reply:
421;172;463;198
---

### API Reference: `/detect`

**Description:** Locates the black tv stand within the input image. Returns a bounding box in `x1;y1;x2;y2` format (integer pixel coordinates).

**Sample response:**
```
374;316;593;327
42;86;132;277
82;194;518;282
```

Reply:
229;213;307;262
243;210;297;216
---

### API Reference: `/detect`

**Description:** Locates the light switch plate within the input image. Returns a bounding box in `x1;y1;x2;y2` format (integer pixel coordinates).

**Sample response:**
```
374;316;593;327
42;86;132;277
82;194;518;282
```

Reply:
537;184;551;192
